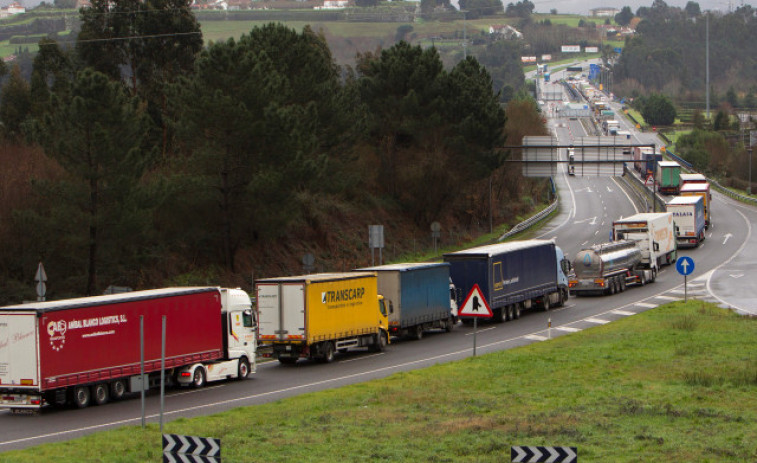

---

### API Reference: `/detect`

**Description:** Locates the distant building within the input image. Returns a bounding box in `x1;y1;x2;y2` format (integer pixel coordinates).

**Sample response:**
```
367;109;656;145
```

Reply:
315;0;348;9
0;2;25;18
589;7;618;17
488;24;522;40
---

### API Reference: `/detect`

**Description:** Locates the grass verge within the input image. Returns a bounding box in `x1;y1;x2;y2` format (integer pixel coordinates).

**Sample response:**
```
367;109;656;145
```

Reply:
3;301;755;462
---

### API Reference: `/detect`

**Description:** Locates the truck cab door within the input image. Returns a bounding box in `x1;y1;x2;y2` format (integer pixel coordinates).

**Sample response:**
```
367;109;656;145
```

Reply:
227;310;256;356
378;296;389;331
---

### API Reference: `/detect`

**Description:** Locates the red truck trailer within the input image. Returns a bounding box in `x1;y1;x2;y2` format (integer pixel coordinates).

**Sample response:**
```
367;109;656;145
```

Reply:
0;287;256;412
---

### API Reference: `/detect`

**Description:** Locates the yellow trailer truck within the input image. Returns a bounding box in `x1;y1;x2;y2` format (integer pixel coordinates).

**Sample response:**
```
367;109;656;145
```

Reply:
256;273;389;364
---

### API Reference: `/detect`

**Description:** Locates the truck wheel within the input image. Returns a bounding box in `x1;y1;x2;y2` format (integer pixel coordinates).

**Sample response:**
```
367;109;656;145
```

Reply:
371;331;388;352
237;357;250;380
620;278;627;292
413;325;423;341
192;367;206;388
542;297;551;312
93;384;109;406
321;342;335;363
513;304;521;319
73;386;91;409
110;380;126;401
278;357;298;365
493;307;505;323
505;305;513;321
445;318;455;332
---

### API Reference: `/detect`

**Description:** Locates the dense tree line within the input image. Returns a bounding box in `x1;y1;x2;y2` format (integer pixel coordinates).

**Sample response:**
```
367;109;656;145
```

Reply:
0;2;544;303
612;2;757;103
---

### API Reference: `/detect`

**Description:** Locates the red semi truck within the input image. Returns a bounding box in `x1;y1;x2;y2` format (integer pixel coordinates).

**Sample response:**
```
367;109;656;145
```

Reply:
0;287;256;412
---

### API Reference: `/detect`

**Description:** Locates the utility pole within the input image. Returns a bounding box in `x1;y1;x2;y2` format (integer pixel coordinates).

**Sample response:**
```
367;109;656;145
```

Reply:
706;13;710;120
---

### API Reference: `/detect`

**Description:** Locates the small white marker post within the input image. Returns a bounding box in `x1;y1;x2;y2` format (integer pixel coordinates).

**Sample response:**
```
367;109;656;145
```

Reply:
548;317;552;340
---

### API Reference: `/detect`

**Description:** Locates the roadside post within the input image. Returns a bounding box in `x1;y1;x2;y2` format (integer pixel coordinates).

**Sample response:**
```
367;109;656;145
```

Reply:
458;284;493;356
676;256;695;301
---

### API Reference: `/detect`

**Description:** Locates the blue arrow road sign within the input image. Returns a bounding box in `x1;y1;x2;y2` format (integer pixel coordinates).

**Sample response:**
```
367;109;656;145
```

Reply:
676;256;695;276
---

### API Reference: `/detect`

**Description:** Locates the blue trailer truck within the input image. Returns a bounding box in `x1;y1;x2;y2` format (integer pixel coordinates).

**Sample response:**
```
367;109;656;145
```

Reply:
357;263;455;340
443;240;571;324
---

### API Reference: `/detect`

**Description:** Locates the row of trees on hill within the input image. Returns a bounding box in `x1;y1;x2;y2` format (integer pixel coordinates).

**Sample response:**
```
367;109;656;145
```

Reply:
0;0;542;303
612;3;757;100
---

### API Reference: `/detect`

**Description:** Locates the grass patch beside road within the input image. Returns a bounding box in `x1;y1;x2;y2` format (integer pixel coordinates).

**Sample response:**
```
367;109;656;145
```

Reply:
3;301;756;462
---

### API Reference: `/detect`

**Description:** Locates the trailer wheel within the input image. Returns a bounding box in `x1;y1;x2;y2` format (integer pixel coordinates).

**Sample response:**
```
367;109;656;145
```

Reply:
513;304;521;319
620;278;627;292
505;305;513;321
192;367;206;388
445;318;455;332
73;386;91;409
542;297;551;312
412;325;424;341
493;307;505;323
237;357;250;380
321;342;335;363
110;380;126;401
93;384;109;406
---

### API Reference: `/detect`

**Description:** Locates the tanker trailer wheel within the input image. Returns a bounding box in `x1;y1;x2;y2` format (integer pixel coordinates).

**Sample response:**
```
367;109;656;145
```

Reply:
192;367;206;388
607;279;615;295
110;380;126;400
321;342;335;363
237;357;250;380
73;386;91;409
93;383;109;406
620;277;627;292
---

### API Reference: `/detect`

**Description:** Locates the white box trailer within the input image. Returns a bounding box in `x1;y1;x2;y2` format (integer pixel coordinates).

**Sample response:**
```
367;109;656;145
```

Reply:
612;212;678;271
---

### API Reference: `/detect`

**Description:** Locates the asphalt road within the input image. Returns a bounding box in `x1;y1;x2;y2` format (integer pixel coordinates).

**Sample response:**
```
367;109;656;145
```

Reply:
1;70;754;453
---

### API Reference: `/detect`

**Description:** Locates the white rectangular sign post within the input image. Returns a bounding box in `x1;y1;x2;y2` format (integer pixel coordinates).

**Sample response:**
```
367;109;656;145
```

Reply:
458;284;493;356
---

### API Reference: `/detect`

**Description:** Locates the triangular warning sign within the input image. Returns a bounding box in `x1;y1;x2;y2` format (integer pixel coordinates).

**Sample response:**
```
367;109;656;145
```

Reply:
459;284;493;318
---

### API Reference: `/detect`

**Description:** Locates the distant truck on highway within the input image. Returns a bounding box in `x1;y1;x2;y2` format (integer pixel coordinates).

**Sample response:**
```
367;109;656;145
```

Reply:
569;241;657;296
680;182;712;228
656;161;682;195
256;273;388;364
0;287;256;412
666;196;706;247
613;212;678;271
357;263;456;340
443;240;571;323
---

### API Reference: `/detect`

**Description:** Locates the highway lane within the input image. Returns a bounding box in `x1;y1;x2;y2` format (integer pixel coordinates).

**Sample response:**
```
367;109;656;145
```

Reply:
2;75;753;453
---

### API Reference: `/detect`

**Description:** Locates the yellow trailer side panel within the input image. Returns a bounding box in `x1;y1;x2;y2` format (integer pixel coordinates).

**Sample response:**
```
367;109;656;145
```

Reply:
305;276;380;343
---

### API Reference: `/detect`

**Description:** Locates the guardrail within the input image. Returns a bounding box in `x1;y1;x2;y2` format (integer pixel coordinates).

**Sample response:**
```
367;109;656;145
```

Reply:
498;198;558;241
708;177;757;204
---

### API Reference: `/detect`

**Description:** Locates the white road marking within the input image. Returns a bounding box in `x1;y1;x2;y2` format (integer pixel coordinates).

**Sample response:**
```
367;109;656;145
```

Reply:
611;309;635;316
555;326;581;332
464;326;497;336
585;318;610;324
654;295;681;301
525;334;548;341
634;302;658;308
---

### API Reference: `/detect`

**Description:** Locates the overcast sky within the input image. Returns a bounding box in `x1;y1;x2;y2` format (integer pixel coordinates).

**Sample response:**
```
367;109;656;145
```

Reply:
5;0;751;15
531;0;749;15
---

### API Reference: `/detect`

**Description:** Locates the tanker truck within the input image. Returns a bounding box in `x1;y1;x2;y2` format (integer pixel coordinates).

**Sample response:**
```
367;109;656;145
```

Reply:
569;240;657;296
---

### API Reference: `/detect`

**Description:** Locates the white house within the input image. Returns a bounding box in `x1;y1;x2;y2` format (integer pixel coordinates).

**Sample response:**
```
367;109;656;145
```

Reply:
488;24;522;39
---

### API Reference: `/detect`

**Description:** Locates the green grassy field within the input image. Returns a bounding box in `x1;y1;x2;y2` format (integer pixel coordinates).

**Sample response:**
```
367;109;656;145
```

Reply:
3;301;755;462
